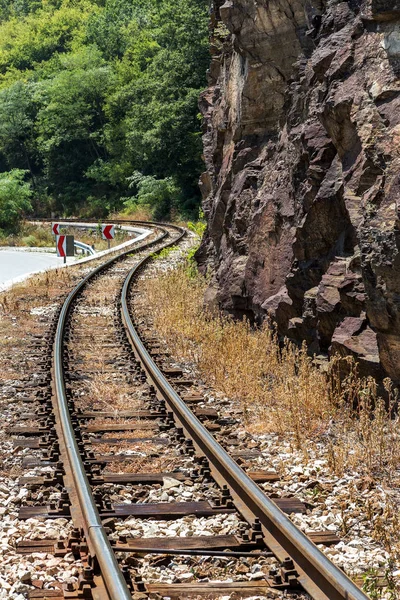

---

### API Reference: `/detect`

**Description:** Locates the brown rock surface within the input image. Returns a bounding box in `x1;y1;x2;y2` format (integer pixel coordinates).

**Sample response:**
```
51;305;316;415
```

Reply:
197;0;400;381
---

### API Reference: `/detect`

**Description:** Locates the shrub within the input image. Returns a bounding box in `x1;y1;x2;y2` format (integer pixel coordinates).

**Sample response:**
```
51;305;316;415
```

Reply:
21;234;37;247
0;169;32;233
123;172;181;221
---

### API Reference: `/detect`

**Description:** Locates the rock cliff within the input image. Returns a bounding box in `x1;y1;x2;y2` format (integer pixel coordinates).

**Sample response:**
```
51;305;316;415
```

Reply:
197;0;400;381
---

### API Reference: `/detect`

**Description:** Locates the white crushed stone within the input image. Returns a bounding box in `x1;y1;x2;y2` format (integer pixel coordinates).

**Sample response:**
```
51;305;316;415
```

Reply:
111;513;241;540
0;473;80;598
0;384;82;597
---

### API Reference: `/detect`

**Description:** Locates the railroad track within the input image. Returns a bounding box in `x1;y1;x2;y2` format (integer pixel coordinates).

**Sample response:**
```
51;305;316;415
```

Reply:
7;220;369;600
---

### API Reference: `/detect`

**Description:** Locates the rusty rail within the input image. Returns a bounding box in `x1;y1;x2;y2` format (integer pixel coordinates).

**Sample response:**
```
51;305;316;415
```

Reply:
120;249;369;600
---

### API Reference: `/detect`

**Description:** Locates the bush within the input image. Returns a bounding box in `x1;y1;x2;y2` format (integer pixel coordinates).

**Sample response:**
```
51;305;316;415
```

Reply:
0;169;32;233
123;171;181;220
21;234;37;246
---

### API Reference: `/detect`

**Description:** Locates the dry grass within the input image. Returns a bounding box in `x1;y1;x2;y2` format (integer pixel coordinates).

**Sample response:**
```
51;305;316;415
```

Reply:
113;207;153;222
80;386;143;413
0;462;24;478
99;431;155;440
106;455;179;474
0;266;75;313
0;266;82;382
96;442;161;453
139;261;400;577
75;341;144;413
140;264;400;483
85;417;155;426
0;222;54;247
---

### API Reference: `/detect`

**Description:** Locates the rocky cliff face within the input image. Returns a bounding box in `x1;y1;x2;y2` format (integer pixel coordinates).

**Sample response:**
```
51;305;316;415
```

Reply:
197;0;400;381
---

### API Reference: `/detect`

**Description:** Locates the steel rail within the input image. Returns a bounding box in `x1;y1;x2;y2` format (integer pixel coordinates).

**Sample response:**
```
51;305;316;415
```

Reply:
35;216;185;229
52;222;181;600
121;252;369;600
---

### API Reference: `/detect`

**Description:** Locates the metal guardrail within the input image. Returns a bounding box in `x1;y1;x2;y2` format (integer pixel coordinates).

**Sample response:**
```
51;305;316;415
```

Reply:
120;245;369;600
28;219;153;259
74;240;95;255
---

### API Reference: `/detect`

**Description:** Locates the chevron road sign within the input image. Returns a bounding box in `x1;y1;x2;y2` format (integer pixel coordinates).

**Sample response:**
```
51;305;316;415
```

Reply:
56;235;74;263
101;224;115;249
52;222;60;236
101;224;115;240
56;235;66;258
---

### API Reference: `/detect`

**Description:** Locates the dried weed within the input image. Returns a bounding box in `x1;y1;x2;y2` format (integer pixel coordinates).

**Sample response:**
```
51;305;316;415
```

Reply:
140;264;400;483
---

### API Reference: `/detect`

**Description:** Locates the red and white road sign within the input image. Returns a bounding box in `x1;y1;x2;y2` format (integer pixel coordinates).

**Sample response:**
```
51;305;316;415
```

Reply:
56;235;66;258
101;224;115;240
52;222;60;236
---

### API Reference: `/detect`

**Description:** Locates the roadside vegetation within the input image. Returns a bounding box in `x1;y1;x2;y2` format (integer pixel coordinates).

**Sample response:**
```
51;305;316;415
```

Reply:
0;0;209;234
0;169;32;234
143;257;400;477
141;249;400;574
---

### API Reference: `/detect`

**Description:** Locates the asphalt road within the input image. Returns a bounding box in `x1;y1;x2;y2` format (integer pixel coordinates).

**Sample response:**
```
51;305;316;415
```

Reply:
0;250;64;289
0;225;151;292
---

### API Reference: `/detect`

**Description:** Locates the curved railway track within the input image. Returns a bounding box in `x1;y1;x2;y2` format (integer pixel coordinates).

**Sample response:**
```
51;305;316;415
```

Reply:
8;220;369;600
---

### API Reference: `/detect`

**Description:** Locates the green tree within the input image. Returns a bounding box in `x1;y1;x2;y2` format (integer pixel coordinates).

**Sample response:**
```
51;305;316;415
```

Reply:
0;82;38;179
0;0;209;218
0;169;32;233
124;171;180;220
35;46;113;213
103;0;209;217
0;1;96;74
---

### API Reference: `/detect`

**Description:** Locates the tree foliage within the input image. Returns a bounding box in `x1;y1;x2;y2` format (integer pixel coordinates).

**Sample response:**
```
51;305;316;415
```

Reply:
124;171;181;221
0;169;32;233
0;0;209;220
